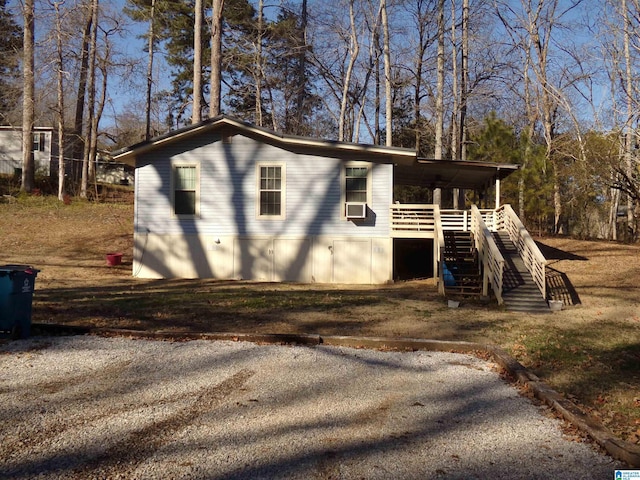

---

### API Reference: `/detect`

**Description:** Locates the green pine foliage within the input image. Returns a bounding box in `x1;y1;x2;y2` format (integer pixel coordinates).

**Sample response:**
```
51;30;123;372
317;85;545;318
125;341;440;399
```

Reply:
0;0;22;120
468;112;553;233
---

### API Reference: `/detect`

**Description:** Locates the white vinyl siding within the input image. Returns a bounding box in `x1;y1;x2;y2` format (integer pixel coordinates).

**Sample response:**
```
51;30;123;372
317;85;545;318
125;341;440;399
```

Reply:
134;135;392;237
0;128;52;176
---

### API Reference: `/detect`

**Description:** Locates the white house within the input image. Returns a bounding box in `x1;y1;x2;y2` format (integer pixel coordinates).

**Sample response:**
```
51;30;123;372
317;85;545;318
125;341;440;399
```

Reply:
0;126;55;176
113;115;518;285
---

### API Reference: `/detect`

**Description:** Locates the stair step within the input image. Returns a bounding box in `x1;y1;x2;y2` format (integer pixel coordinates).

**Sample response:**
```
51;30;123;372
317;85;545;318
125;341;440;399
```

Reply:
443;230;482;297
493;229;550;313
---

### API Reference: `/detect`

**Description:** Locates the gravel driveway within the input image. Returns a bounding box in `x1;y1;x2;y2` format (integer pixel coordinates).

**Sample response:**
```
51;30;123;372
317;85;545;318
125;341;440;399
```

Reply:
0;335;622;479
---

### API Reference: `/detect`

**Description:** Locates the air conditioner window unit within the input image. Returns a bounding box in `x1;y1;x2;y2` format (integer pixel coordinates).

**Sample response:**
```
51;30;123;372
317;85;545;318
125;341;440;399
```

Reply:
346;202;367;219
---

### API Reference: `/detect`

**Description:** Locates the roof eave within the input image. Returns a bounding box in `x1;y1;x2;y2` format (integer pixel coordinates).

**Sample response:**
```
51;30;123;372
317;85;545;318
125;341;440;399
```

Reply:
112;115;417;166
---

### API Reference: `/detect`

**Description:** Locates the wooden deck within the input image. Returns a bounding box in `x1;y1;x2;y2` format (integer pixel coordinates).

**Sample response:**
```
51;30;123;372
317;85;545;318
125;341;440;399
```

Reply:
390;204;549;311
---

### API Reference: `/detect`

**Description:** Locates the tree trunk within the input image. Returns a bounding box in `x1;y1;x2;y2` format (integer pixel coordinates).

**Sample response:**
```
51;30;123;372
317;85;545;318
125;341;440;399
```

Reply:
412;1;426;155
623;0;636;241
609;179;620;241
433;0;445;206
21;0;35;194
339;0;359;142
374;26;381;145
451;0;462;209
145;0;156;139
450;0;458;163
255;0;263;126
210;0;224;118
460;0;469;162
294;0;308;133
72;7;93;184
52;0;65;201
81;0;98;199
380;0;392;147
91;43;109;199
192;0;202;123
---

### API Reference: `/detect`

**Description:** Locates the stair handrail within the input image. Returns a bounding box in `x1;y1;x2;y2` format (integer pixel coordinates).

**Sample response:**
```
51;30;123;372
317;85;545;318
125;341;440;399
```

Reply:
434;205;445;295
497;204;547;300
471;205;505;305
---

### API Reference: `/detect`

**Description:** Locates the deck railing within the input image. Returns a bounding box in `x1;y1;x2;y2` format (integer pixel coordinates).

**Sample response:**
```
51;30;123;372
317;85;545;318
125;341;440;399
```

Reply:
439;209;497;231
390;204;437;237
495;204;547;299
390;206;498;236
434;206;445;295
470;205;505;304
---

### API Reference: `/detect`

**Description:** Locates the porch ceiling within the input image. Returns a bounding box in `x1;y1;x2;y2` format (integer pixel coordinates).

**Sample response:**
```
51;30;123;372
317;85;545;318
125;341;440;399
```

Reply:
394;158;519;191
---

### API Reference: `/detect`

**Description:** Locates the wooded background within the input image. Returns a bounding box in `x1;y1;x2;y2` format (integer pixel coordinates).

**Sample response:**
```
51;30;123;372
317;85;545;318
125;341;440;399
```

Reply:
2;0;639;242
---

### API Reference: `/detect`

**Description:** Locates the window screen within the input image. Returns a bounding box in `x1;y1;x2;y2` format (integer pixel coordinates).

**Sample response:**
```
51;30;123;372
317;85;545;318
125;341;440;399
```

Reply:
174;165;197;215
345;166;367;203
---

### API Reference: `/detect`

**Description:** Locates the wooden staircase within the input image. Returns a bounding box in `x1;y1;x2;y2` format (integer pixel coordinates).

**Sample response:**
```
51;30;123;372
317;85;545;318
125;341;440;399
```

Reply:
492;231;550;313
443;231;482;295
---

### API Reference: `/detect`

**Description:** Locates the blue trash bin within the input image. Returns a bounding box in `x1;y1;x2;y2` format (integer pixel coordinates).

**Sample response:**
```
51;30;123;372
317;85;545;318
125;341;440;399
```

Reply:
0;265;40;339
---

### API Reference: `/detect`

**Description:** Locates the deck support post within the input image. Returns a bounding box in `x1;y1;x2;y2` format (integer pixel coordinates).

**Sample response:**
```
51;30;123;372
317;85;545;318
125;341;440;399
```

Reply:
482;265;489;297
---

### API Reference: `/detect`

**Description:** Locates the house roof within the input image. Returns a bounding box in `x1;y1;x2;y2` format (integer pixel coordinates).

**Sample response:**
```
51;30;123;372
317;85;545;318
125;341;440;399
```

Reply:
112;115;518;191
395;158;520;191
0;126;54;131
112;115;416;166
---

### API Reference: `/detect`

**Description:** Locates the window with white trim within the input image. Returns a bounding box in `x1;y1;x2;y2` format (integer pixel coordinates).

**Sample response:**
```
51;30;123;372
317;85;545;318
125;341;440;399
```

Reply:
32;132;45;152
345;166;368;203
173;164;198;216
258;164;284;218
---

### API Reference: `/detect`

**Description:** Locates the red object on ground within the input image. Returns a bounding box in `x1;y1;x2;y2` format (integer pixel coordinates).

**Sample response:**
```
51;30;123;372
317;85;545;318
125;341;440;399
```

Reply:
106;253;123;266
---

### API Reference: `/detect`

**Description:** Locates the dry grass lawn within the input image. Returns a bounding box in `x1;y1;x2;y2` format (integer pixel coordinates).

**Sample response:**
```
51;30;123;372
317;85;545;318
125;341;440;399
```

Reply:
1;192;638;445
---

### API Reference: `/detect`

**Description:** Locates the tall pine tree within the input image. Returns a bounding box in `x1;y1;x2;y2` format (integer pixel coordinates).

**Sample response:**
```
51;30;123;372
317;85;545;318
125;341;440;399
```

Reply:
0;0;22;122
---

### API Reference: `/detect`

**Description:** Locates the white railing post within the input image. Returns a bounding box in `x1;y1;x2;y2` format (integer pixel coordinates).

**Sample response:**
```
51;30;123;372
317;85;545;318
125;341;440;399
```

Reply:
434;205;445;295
471;205;505;305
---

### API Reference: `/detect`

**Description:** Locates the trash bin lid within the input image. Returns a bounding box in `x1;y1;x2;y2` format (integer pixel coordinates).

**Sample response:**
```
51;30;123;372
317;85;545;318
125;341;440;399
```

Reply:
0;265;40;274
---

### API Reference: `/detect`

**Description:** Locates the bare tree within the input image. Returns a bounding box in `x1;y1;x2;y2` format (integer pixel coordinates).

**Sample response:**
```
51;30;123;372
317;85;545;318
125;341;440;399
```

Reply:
433;0;445;205
459;0;469;161
406;0;437;154
72;4;93;183
338;0;360;141
21;0;35;193
193;0;202;123
51;0;66;201
380;0;392;146
622;0;637;239
210;0;224;118
255;0;263;126
80;0;98;199
145;0;156;139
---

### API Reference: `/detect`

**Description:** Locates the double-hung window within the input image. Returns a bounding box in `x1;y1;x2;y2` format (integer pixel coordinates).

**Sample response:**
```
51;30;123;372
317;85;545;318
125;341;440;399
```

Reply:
32;132;45;152
173;164;199;216
345;166;368;203
343;164;370;219
258;164;285;218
